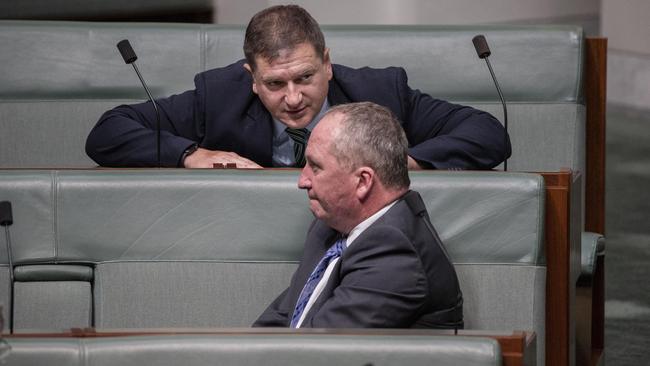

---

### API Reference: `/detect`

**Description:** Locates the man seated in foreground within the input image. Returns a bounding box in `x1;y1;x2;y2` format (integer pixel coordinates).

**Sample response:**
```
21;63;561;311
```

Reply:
254;102;463;328
85;4;509;170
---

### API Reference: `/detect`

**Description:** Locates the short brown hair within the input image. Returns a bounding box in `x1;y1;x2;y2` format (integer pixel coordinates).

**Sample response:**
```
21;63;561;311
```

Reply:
243;5;326;70
328;102;410;190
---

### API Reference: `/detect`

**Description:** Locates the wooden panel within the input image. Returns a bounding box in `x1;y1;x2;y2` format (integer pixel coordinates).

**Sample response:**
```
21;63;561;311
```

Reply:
584;37;607;366
494;331;529;366
541;171;572;366
585;37;607;236
591;254;605;363
576;285;593;366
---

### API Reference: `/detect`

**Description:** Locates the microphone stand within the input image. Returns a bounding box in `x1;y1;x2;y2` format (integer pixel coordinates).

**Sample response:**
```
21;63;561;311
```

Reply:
482;56;508;171
117;40;161;168
472;35;509;171
129;62;161;168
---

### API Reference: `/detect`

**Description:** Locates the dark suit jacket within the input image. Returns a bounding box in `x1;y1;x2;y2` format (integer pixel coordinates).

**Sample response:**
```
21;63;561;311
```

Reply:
253;190;463;329
86;60;510;169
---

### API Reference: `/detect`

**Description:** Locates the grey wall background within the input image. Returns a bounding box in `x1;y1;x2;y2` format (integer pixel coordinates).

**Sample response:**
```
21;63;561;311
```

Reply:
215;0;599;26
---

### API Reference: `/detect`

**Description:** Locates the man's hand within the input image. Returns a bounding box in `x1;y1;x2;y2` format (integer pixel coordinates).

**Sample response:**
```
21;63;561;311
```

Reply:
183;148;263;169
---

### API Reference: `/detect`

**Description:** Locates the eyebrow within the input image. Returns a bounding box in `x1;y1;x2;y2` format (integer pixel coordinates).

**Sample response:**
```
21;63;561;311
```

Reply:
260;66;317;83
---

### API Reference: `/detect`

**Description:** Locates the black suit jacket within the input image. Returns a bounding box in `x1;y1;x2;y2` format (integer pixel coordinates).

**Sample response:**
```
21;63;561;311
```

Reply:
253;190;463;329
86;60;510;169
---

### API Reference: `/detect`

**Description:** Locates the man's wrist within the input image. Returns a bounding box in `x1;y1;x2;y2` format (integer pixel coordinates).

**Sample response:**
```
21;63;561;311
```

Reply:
179;143;199;167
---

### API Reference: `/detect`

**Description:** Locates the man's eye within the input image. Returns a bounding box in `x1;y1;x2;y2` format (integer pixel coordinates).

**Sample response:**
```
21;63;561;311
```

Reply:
266;81;283;88
298;74;313;82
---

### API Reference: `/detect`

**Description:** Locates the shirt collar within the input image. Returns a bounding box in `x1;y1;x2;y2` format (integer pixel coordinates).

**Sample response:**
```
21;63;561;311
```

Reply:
345;200;399;248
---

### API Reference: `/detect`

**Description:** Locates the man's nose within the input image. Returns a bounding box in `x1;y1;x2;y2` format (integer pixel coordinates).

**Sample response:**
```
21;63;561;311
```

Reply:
298;167;311;189
285;83;303;107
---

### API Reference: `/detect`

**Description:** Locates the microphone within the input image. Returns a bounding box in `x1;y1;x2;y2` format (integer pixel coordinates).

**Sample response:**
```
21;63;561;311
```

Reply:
1;201;15;333
117;39;162;168
472;35;509;171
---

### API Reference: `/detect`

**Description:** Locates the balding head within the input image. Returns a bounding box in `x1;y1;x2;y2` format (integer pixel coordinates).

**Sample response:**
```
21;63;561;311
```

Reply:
298;102;410;233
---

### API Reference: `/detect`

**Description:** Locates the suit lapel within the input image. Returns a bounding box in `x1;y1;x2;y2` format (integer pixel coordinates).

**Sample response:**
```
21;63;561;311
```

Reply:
299;226;344;325
301;257;343;325
241;98;274;166
327;76;352;107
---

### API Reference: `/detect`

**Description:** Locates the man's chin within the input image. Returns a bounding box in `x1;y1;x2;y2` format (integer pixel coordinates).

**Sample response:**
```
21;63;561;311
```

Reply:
280;114;313;129
308;204;326;220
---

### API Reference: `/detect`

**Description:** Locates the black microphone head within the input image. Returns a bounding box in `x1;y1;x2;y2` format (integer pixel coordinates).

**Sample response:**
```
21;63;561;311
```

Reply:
472;35;491;59
117;39;138;64
0;201;12;226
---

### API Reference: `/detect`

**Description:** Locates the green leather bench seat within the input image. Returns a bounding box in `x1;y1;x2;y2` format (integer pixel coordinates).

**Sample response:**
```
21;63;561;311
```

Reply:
5;334;502;366
0;169;545;363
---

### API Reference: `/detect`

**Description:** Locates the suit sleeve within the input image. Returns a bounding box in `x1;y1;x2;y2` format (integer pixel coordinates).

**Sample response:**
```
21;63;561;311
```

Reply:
85;75;206;167
395;68;511;170
251;287;292;327
252;219;327;327
302;226;429;328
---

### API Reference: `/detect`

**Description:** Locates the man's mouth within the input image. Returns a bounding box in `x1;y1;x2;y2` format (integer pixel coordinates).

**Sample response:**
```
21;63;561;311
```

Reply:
286;106;307;116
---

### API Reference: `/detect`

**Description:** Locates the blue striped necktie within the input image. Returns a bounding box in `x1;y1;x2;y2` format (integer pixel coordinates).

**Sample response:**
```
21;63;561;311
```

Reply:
285;128;310;167
290;237;346;328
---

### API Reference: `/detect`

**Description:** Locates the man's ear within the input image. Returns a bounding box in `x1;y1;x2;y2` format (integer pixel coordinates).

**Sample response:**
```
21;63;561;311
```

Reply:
243;63;258;94
355;167;374;201
322;48;333;81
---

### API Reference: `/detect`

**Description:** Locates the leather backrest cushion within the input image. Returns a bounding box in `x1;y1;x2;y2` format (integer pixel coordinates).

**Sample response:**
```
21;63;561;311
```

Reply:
1;21;582;102
0;170;545;265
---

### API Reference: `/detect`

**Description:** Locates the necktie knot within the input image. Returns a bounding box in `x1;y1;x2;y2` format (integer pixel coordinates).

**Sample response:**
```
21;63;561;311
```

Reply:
285;128;310;167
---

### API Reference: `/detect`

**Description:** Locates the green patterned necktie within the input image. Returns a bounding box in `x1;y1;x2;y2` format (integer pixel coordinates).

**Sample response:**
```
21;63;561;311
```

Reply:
285;128;311;167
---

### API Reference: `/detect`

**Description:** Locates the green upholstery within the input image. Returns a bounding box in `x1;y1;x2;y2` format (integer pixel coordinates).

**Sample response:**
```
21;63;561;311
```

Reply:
13;281;92;332
0;169;545;364
0;170;545;265
14;265;94;282
0;22;582;100
4;334;502;366
579;232;605;285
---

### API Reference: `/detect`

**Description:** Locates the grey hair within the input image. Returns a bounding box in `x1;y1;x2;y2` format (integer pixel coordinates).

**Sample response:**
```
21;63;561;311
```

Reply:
327;102;410;189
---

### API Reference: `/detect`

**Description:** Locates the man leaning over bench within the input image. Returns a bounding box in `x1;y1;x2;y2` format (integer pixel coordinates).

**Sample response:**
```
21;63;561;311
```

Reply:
85;4;509;170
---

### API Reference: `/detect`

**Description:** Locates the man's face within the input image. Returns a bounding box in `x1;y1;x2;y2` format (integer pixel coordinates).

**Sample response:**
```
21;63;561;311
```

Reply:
298;113;359;233
245;43;333;129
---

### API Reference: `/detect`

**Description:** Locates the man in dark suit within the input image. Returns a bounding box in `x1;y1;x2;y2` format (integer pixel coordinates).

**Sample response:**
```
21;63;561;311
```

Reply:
85;5;510;170
254;102;463;328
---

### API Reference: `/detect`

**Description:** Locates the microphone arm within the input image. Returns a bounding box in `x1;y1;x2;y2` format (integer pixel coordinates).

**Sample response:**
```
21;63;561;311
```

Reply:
1;201;15;333
472;35;508;171
117;40;161;168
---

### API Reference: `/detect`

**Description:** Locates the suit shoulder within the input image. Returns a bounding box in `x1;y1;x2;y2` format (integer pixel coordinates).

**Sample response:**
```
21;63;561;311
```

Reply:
356;219;413;251
195;59;252;84
358;199;427;249
332;63;407;84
